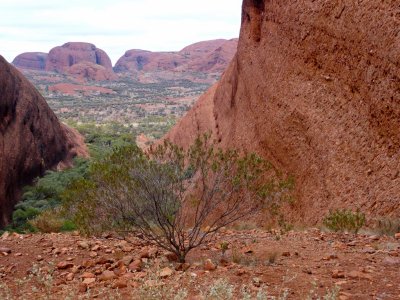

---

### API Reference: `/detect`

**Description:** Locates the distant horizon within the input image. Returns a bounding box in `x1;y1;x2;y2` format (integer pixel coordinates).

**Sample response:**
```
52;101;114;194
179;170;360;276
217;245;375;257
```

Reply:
1;0;242;64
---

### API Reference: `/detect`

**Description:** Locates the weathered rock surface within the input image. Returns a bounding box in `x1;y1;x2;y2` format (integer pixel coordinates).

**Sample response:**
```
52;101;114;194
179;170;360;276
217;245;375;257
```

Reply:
45;42;115;81
165;0;400;223
12;52;48;70
0;55;88;228
114;39;238;74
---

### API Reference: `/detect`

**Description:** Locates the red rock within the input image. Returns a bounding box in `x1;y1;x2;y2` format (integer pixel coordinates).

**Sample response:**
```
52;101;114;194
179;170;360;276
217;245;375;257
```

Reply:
80;272;95;279
204;259;217;271
114;39;238;75
165;252;178;262
78;283;87;293
114;279;128;289
159;267;173;278
0;56;88;228
57;262;74;270
45;42;115;81
164;1;400;223
0;247;11;254
395;233;400;240
128;259;142;272
175;263;191;272
12;52;48;70
99;270;116;281
347;271;373;280
82;278;96;285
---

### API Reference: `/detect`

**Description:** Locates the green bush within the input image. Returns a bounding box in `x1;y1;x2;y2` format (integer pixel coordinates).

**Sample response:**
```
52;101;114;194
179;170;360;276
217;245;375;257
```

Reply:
64;135;289;262
323;209;366;234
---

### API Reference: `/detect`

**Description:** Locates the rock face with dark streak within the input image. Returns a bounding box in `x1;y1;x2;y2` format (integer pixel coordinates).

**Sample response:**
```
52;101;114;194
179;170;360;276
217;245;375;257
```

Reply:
165;0;400;223
12;52;48;70
45;42;115;81
0;55;88;228
114;39;238;74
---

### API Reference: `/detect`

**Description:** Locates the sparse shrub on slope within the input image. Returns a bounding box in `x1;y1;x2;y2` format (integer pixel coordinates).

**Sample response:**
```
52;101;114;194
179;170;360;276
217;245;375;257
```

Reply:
323;209;366;234
64;134;289;262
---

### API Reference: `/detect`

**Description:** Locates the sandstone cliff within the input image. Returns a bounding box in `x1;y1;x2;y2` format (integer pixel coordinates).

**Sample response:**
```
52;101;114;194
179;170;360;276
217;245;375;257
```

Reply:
45;42;116;81
12;52;48;71
114;39;238;74
0;56;88;228
165;0;400;223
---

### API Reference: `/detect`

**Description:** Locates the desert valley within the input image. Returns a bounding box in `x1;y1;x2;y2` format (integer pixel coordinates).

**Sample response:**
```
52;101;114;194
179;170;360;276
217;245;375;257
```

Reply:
0;0;399;299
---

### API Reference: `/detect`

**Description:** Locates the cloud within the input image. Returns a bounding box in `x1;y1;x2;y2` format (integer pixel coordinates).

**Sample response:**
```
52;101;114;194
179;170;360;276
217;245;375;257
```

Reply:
0;0;242;64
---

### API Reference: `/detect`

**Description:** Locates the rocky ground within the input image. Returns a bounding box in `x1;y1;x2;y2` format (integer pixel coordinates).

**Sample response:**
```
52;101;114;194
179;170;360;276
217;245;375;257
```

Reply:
0;229;399;299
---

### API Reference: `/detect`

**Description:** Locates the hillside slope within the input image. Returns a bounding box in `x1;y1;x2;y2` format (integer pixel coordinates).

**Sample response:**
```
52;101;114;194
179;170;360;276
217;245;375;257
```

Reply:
165;0;400;223
0;56;88;228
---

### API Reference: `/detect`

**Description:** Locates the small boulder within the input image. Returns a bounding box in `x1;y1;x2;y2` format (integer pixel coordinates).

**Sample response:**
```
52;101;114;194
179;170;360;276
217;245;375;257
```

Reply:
82;278;96;285
78;241;90;250
128;259;142;272
57;262;74;270
204;259;217;271
395;233;400;240
159;267;174;278
99;270;117;281
0;247;11;254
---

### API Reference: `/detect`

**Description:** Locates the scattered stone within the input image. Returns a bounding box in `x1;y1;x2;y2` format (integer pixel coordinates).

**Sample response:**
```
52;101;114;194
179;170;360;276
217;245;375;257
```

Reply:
347;271;373;281
165;252;178;262
114;279;128;289
128;259;142;272
89;251;98;258
139;249;150;259
1;232;10;240
80;272;95;279
0;247;11;254
347;241;357;247
78;241;89;250
204;259;217;271
82;260;95;268
382;257;400;267
91;245;100;251
57;262;74;270
122;255;134;266
96;257;113;265
15;253;22;257
302;268;312;275
332;269;345;279
159;267;174;278
78;283;88;293
362;247;376;254
323;253;338;260
175;263;190;272
395;233;400;240
66;273;74;281
242;247;254;254
252;277;262;287
282;251;291;257
82;278;96;285
99;270;117;281
236;269;247;276
368;235;380;241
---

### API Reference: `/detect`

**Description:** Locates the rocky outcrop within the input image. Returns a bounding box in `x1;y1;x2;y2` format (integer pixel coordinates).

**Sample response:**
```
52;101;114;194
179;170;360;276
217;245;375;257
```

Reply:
114;39;238;74
45;42;115;81
165;0;400;223
0;55;88;228
12;52;48;70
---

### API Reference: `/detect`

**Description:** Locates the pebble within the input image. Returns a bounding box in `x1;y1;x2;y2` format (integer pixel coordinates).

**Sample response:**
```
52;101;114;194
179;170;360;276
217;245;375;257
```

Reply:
159;267;174;278
99;270;116;281
204;259;217;271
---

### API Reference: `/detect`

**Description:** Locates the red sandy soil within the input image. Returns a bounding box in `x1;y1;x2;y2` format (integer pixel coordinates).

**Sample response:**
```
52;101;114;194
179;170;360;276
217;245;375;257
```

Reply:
0;229;399;299
49;83;115;96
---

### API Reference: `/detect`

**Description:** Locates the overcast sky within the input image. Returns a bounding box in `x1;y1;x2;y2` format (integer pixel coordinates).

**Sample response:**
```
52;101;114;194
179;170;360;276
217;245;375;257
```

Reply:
0;0;242;64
